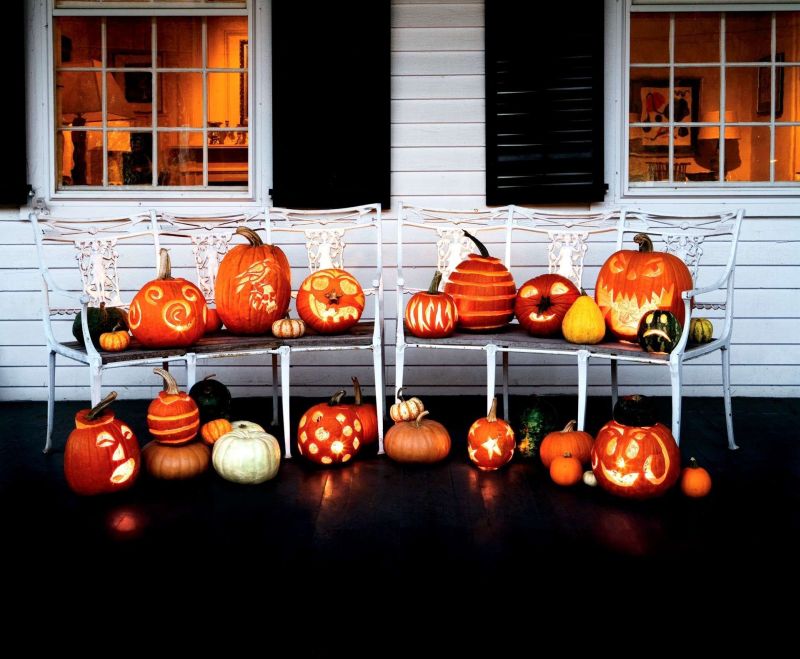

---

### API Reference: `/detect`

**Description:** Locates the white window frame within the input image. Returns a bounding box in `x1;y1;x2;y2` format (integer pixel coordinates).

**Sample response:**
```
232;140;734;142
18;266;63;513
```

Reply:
25;0;271;210
623;1;800;198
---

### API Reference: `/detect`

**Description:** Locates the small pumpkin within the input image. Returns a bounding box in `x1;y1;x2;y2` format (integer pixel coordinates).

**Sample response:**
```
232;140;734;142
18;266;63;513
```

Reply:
404;270;458;339
296;268;365;334
351;377;379;445
147;368;200;445
561;291;606;344
515;273;580;337
189;374;232;424
516;395;559;459
72;303;128;349
201;418;233;446
583;470;598;487
384;411;451;464
613;394;658;427
550;452;583;486
680;457;712;498
467;398;515;471
390;388;425;423
297;390;362;465
689;317;714;344
539;420;594;468
638;310;682;353
142;441;210;480
272;314;306;339
205;307;223;334
212;420;282;484
98;326;131;352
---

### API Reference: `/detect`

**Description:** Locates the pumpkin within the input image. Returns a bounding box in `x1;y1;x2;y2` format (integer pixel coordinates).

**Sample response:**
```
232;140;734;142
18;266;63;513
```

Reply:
638;310;682;354
98;326;131;352
613;394;658;427
404;270;458;339
201;418;233;446
351;376;379;445
443;231;516;331
212;420;282;484
591;419;681;499
562;292;606;344
72;303;128;349
296;268;365;334
595;233;694;342
467;398;515;471
583;470;598;487
142;441;210;480
215;227;292;335
390;388;425;423
550;452;583;486
689;317;714;344
539;420;594;468
384;411;451;464
297;390;362;465
515;273;580;337
189;374;232;423
681;457;712;498
64;392;140;495
128;248;208;348
272;315;306;339
516;395;558;459
205;307;223;334
147;367;200;445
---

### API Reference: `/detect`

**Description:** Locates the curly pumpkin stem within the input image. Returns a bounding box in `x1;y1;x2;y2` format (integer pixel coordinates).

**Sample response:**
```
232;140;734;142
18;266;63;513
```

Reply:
87;391;118;420
562;420;577;433
487;397;498;423
328;389;347;406
352;377;364;406
202;374;217;382
462;230;490;258
427;271;444;295
633;233;654;253
156;248;174;280
413;410;430;428
235;226;264;247
153;367;180;394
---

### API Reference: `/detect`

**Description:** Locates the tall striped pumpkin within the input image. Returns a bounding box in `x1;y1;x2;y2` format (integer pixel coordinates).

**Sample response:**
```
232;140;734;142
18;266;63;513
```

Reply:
147;368;200;445
443;231;516;331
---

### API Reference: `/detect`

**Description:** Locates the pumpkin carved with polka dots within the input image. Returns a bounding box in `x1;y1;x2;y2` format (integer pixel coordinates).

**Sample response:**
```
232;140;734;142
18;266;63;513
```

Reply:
467;397;515;471
297;389;363;465
296;268;365;334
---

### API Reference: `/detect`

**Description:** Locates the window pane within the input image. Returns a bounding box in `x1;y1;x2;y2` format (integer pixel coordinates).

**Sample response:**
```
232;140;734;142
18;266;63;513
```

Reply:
726;13;770;63
726;126;769;182
106;129;131;185
630;14;669;64
120;132;154;185
208;72;247;130
107;18;152;67
726;67;767;123
209;140;248;186
207;16;248;69
676;66;719;118
157;131;203;186
108;69;153;126
59;130;103;186
675;13;719;63
160;73;203;127
781;65;799;121
158;18;202;68
57;69;104;126
775;126;800;182
776;12;800;63
55;17;101;67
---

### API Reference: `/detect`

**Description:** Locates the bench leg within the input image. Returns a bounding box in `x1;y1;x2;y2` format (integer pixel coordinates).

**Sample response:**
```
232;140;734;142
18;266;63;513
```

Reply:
394;343;405;400
669;360;682;446
610;360;619;410
577;350;589;431
280;348;292;458
271;353;280;427
373;344;385;455
486;344;497;415
721;345;738;450
44;350;55;454
90;362;102;407
502;351;510;420
185;353;197;389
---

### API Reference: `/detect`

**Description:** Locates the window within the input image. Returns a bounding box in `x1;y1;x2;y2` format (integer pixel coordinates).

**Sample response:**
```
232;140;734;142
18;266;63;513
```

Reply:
628;9;800;190
53;1;251;194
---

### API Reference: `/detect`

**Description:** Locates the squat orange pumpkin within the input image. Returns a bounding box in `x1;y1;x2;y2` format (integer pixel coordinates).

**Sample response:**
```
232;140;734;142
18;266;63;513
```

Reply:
539;420;594;468
297;390;363;465
296;268;365;334
467;397;515;471
680;457;712;498
404;271;458;339
147;368;200;445
99;327;131;352
201;418;233;446
550;452;583;486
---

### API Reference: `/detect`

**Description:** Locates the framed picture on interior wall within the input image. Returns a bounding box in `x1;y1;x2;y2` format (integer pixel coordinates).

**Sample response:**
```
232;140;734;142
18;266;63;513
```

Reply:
757;53;784;117
629;78;700;155
110;51;164;115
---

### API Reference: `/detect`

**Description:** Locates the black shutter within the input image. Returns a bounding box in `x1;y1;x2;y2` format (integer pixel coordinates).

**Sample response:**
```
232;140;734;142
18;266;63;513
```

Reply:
486;1;605;205
0;2;29;205
271;2;390;209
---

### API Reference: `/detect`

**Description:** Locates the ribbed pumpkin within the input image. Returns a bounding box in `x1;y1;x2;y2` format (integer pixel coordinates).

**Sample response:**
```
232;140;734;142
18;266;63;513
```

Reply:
384;411;451;464
201;418;233;445
296;268;365;334
390;389;425;423
72;303;128;349
467;398;515;471
515;274;580;337
297;390;362;465
444;231;516;331
539;420;594;468
212;420;281;484
689;317;714;344
351;377;379;445
142;441;210;480
272;315;306;339
147;368;200;445
98;328;131;352
595;233;693;342
638;310;682;353
215;227;292;335
561;292;606;344
404;271;458;339
128;248;207;348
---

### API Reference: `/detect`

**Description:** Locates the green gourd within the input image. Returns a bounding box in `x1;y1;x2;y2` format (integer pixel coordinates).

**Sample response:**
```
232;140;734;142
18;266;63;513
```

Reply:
637;310;682;354
189;374;233;423
72;303;128;349
516;396;558;459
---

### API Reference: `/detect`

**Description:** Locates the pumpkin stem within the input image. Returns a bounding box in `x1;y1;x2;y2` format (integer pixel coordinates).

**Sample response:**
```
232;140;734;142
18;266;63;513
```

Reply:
413;410;430;428
689;457;700;469
203;374;217;382
156;248;173;280
427;271;444;294
328;389;347;406
562;420;577;433
562;451;573;458
396;387;407;402
86;391;118;420
633;233;654;253
579;288;588;296
110;323;123;333
462;230;490;258
153;367;180;395
487;397;498;423
235;226;264;247
352;376;364;406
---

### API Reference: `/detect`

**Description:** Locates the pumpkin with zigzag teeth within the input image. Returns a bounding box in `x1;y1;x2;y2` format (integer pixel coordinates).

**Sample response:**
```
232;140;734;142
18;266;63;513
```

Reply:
296;268;365;334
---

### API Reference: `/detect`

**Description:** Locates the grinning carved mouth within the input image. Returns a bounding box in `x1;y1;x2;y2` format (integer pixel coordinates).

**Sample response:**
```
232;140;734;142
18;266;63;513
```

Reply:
110;458;136;484
600;463;639;487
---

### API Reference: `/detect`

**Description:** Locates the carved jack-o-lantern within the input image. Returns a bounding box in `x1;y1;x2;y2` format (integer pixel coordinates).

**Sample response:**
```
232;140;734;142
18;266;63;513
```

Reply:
514;273;580;337
404;271;458;339
296;268;365;334
591;420;681;499
467;398;515;471
147;368;200;445
297;390;363;465
595;233;693;342
64;392;140;496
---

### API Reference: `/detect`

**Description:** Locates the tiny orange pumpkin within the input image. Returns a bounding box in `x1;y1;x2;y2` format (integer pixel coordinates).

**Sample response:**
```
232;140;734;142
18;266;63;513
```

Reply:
680;457;712;498
99;326;131;352
201;418;234;446
550;452;583;486
539;420;594;468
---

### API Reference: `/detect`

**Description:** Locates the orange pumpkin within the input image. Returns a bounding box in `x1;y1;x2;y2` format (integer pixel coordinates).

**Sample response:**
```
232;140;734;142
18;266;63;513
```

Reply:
539;420;594;468
444;231;516;331
550;452;583;486
201;418;233;446
351;376;379;445
384;411;451;464
142;441;210;480
681;457;712;498
64;392;140;495
98;327;131;352
205;307;223;334
128;248;207;348
515;274;580;337
296;268;365;334
467;397;515;471
146;368;200;446
595;233;694;342
297;390;363;465
404;271;458;339
215;227;292;335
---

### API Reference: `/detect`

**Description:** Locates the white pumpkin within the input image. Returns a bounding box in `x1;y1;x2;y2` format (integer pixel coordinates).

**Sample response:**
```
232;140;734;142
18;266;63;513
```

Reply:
582;470;597;487
212;420;281;484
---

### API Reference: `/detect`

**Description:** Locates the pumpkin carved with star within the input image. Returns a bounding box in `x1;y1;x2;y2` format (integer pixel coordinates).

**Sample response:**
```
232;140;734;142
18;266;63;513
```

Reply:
467;398;515;471
296;268;365;334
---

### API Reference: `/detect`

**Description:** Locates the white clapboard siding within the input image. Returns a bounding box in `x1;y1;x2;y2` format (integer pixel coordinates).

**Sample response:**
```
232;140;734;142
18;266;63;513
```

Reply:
1;0;799;400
